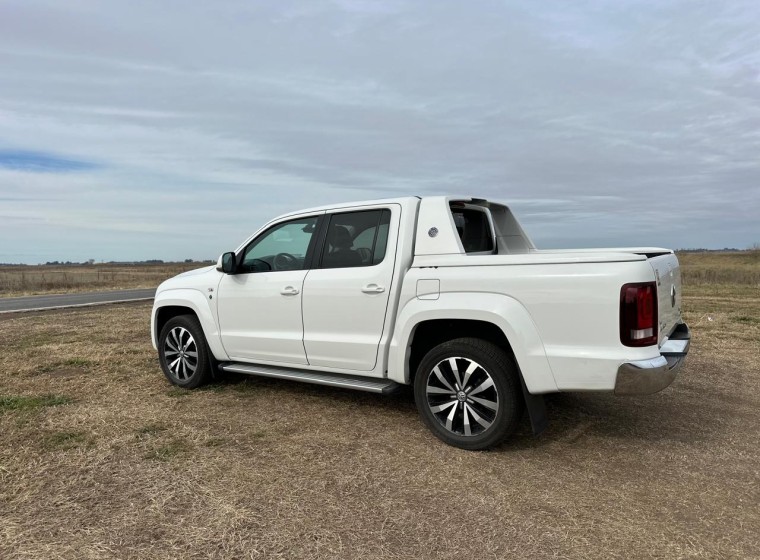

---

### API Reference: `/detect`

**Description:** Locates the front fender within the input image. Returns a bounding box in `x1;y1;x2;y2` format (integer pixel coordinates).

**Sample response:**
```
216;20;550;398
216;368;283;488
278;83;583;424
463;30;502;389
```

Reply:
388;292;558;394
151;288;229;361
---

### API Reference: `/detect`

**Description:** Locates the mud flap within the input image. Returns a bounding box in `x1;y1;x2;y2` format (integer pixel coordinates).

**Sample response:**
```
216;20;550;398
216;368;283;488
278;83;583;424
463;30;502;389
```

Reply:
520;374;548;436
208;353;219;381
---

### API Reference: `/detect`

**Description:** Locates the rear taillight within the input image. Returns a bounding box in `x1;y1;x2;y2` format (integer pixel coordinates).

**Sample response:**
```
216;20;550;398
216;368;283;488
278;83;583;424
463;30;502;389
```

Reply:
620;282;658;347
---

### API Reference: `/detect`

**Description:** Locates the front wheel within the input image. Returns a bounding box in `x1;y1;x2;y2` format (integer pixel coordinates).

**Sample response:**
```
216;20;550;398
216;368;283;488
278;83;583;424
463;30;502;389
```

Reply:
158;315;212;389
414;337;524;450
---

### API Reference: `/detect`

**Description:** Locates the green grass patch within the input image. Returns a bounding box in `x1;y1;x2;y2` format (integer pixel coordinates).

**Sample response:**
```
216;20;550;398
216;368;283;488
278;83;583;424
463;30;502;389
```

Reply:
200;383;228;393
13;333;56;350
34;358;93;375
145;438;191;461
42;431;91;451
62;357;93;367
0;394;73;413
232;380;259;394
166;387;192;398
136;423;167;436
203;437;228;448
734;316;760;325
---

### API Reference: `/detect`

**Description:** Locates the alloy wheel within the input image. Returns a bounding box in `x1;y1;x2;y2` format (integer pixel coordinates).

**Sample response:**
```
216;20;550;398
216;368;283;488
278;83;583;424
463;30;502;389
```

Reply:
425;357;499;437
163;326;199;381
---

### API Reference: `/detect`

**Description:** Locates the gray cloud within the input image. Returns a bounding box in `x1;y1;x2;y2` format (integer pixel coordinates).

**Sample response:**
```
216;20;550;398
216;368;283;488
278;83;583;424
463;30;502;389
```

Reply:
0;0;758;263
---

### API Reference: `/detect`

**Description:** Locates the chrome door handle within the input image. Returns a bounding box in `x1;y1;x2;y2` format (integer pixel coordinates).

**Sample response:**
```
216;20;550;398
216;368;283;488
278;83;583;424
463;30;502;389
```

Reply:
361;284;385;294
280;286;299;296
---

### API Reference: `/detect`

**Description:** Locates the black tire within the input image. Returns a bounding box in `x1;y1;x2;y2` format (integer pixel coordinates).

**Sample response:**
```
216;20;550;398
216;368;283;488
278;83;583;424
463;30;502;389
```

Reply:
413;337;524;450
158;315;212;389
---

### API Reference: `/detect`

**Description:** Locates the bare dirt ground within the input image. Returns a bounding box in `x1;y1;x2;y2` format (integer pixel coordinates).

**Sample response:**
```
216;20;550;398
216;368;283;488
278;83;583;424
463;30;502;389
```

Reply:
0;289;758;558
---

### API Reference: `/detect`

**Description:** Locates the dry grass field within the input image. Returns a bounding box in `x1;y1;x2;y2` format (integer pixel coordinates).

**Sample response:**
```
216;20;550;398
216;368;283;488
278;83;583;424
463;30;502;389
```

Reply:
678;250;760;299
0;253;758;559
0;263;204;297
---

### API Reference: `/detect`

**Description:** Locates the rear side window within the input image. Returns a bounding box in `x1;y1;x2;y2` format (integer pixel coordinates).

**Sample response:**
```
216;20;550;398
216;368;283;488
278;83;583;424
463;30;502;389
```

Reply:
451;206;494;254
320;209;392;269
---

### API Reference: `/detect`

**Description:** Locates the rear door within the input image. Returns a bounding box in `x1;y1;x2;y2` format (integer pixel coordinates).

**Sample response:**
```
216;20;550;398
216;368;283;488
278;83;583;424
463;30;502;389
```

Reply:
301;205;399;372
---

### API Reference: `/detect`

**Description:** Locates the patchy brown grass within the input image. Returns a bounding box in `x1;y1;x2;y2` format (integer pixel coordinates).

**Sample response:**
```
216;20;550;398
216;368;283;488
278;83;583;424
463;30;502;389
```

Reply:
678;249;760;287
0;263;208;297
0;273;758;558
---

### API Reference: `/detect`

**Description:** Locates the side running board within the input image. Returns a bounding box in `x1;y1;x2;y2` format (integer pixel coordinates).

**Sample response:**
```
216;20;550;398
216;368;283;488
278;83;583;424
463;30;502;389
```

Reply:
219;362;400;394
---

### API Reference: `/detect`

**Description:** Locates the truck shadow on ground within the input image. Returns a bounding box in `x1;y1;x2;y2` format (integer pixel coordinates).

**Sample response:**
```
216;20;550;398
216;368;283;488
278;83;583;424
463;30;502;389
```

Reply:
209;371;728;451
505;387;728;450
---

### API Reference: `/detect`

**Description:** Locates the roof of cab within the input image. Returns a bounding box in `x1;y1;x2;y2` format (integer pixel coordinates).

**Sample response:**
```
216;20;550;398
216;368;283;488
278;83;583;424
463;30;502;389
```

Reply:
270;195;486;220
268;196;424;222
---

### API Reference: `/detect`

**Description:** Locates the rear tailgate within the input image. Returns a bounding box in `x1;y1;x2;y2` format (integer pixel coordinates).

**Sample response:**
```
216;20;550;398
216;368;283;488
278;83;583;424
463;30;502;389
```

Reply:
647;253;683;344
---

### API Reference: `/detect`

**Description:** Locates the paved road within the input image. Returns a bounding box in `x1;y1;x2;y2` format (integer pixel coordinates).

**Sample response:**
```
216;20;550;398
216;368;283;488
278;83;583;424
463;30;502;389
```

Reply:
0;288;156;313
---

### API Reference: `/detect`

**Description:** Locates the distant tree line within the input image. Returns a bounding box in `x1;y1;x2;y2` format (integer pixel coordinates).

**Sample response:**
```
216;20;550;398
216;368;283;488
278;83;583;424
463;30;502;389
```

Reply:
676;248;745;253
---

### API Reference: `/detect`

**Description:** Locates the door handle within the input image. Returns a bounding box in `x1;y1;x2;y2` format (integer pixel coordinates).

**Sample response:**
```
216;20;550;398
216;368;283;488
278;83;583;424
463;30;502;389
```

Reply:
280;286;300;296
361;284;385;294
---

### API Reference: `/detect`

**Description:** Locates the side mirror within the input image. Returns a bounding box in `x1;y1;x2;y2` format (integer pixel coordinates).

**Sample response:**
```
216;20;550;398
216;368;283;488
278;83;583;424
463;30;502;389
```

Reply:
217;252;237;274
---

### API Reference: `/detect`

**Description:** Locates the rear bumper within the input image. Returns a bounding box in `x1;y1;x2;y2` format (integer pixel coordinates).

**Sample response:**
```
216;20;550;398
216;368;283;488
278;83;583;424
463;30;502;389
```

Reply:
614;323;690;395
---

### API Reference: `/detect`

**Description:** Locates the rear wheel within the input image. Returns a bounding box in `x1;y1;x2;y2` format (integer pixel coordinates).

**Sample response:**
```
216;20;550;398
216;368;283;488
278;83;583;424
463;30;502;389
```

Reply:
414;337;523;450
158;315;212;389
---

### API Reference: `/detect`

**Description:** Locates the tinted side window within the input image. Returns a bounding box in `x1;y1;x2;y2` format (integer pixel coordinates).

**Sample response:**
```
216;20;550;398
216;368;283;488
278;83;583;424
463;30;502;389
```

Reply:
371;211;391;265
320;209;392;269
240;216;318;273
451;207;494;253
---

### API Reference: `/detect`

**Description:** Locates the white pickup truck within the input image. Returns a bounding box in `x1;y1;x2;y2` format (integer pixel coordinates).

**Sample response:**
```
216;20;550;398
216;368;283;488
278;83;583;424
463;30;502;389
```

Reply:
151;196;690;449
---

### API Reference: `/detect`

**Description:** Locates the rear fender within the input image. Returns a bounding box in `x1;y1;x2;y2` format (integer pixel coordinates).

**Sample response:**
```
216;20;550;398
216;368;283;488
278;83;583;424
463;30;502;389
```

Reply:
388;292;558;393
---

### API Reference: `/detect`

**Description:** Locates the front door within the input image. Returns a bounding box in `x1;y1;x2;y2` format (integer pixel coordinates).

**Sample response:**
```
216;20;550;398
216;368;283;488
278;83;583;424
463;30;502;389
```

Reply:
302;206;399;372
217;215;320;365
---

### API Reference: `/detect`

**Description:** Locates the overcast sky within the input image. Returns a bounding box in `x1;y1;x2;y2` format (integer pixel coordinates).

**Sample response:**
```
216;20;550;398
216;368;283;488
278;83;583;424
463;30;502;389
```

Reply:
1;1;758;263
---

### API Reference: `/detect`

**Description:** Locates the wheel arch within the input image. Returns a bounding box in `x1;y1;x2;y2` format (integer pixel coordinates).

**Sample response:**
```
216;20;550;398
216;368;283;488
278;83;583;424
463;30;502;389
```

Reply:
155;305;197;342
407;319;513;386
387;292;558;394
151;289;228;361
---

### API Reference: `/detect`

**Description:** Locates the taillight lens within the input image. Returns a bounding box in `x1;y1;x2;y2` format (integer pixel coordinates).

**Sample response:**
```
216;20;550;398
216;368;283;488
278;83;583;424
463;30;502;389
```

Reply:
620;282;658;347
